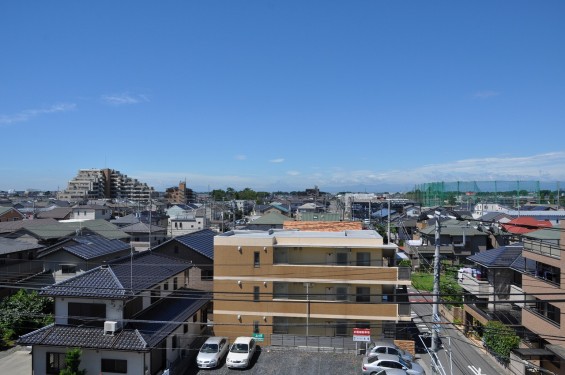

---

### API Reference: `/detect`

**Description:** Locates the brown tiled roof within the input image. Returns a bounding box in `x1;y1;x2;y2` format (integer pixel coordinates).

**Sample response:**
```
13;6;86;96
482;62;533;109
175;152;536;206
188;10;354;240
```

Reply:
283;221;362;232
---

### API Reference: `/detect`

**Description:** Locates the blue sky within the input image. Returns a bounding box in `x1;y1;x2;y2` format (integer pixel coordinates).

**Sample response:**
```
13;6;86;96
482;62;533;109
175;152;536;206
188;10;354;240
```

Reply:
1;1;564;193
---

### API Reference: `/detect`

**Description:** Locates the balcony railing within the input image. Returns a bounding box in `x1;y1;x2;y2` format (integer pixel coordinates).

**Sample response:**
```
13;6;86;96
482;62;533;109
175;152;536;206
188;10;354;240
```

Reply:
523;239;561;259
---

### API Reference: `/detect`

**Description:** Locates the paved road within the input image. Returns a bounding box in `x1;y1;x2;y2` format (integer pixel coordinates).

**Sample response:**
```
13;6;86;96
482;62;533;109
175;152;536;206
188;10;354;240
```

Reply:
410;286;504;375
0;346;32;374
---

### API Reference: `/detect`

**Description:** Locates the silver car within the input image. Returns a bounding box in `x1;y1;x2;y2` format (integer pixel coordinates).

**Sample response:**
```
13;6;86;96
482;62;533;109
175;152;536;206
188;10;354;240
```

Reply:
362;354;425;375
196;336;229;369
366;340;414;362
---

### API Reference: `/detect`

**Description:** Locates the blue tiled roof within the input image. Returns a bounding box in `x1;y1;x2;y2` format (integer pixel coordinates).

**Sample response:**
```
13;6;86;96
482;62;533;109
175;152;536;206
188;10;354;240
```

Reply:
467;244;523;268
39;235;130;260
173;229;217;260
42;252;191;298
132;289;210;347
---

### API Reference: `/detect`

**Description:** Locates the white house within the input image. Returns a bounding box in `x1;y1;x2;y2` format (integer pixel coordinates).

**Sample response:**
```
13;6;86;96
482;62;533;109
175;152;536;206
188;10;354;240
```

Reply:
19;252;211;375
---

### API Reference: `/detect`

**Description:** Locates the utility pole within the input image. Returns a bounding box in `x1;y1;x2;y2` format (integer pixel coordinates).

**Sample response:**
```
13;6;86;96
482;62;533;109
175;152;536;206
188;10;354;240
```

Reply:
431;210;441;374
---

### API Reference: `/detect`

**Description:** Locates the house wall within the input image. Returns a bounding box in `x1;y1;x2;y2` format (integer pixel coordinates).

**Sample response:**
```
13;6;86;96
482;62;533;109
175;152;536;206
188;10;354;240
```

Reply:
55;297;124;328
43;250;131;283
0;209;23;222
33;346;146;375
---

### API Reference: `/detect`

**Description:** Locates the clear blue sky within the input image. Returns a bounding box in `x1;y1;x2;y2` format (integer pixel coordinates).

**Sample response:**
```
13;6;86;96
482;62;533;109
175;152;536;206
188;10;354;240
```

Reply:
1;1;564;193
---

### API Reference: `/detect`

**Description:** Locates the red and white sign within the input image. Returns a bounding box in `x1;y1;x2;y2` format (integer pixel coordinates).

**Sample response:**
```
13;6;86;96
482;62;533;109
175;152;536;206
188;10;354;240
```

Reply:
353;328;371;342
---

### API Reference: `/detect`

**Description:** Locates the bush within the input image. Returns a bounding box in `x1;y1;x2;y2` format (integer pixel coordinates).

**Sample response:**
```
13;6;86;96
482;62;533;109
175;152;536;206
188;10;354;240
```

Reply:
482;321;519;364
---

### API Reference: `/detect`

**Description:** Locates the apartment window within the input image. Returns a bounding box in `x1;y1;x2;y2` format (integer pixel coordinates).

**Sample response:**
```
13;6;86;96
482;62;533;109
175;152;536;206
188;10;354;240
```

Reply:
175;222;178;228
61;264;77;274
184;323;189;333
163;282;169;291
532;297;561;326
68;302;106;327
179;222;183;229
172;335;178;350
356;287;371;302
254;286;260;302
254;251;260;267
336;286;348;301
336;320;348;336
336;252;348;266
253;320;260;334
101;359;127;373
356;252;371;266
46;352;66;374
173;277;178;290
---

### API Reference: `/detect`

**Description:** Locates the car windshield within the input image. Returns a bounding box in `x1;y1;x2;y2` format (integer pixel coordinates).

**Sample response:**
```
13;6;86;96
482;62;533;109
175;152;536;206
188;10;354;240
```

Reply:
398;357;411;369
200;343;218;353
231;343;249;353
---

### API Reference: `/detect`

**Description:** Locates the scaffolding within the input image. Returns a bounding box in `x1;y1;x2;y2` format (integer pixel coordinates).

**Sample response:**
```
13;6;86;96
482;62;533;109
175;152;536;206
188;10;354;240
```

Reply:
413;180;565;208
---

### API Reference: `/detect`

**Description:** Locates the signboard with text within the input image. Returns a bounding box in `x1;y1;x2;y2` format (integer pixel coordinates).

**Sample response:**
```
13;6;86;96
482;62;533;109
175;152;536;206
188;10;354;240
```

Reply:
252;333;264;342
353;328;371;342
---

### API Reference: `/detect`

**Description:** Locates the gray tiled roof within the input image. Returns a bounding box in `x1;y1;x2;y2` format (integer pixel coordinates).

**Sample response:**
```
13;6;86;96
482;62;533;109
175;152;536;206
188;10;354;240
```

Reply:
132;289;210;347
41;253;191;298
122;221;166;233
38;235;130;260
18;324;148;351
172;229;216;260
18;289;211;351
467;244;523;268
0;237;44;255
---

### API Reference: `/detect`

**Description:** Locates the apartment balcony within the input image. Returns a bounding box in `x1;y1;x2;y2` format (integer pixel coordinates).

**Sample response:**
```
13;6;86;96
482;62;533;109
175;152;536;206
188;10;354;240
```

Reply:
465;302;521;326
270;264;411;283
458;272;492;296
228;299;406;320
523;238;561;259
522;273;561;295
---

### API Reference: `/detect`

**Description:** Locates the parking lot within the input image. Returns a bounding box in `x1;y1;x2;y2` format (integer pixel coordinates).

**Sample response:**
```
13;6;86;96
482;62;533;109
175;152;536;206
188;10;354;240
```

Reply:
185;348;361;375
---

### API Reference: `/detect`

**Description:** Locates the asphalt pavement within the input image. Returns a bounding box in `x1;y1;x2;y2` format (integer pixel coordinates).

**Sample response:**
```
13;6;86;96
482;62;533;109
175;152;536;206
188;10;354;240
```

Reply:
409;286;506;375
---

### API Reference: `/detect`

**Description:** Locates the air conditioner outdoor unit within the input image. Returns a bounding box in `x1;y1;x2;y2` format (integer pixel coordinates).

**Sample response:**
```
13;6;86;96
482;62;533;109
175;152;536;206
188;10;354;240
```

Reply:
104;321;117;336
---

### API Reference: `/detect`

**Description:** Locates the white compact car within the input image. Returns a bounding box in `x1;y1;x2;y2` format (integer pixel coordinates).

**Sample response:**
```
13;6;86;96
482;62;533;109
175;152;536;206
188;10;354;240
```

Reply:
196;336;229;369
226;336;257;369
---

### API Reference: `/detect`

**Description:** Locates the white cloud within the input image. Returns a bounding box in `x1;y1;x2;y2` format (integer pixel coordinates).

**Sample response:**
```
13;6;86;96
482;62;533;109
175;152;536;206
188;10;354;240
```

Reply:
101;93;149;106
0;103;76;126
270;158;285;163
133;152;565;193
474;90;500;99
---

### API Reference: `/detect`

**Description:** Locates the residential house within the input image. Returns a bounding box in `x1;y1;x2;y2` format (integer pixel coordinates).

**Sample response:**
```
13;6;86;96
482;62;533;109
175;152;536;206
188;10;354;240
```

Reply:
4;219;129;247
35;207;73;221
18;252;211;375
0;237;44;295
258;204;290;217
417;217;489;265
213;229;411;347
0;206;24;222
37;234;132;283
121;222;167;251
246;211;288;230
458;244;524;335
152;229;217;291
71;205;113;221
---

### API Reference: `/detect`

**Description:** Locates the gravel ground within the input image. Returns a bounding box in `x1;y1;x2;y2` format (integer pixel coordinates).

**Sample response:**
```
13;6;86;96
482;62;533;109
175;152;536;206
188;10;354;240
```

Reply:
185;348;362;375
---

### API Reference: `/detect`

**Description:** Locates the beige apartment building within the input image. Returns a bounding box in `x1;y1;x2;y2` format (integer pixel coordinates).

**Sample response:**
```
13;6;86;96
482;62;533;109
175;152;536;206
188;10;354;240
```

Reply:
515;222;565;374
213;229;411;346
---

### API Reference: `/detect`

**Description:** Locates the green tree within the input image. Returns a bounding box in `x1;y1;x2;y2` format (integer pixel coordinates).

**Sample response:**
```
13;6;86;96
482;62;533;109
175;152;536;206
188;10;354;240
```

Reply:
59;348;87;375
482;321;519;364
238;187;257;200
0;289;53;345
